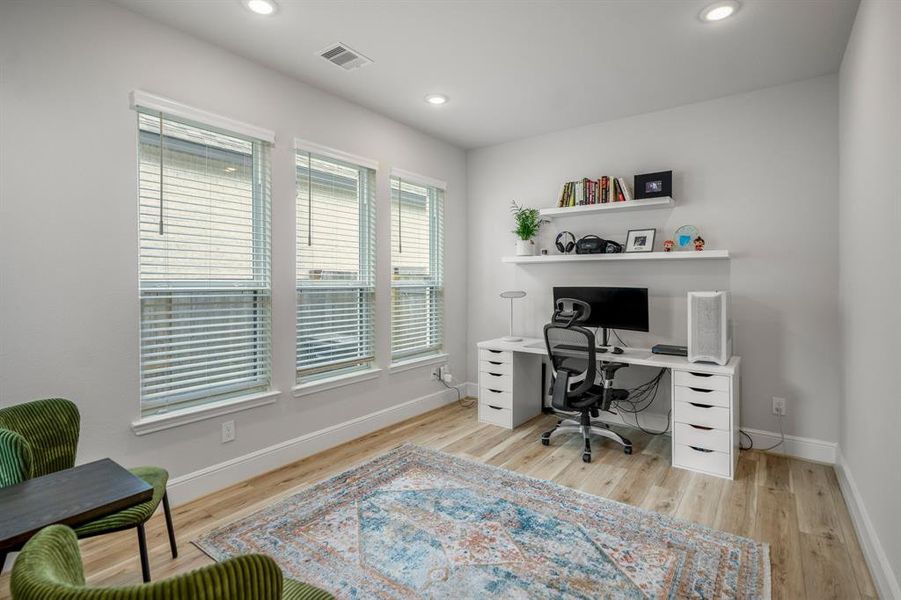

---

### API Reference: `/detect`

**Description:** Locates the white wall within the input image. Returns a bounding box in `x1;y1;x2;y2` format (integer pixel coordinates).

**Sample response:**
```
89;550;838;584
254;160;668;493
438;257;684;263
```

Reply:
838;1;901;596
466;76;840;442
0;1;467;500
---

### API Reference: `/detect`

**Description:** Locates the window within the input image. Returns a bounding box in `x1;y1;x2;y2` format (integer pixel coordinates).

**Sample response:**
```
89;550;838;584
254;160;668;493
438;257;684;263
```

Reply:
136;106;272;417
390;174;445;362
296;147;376;382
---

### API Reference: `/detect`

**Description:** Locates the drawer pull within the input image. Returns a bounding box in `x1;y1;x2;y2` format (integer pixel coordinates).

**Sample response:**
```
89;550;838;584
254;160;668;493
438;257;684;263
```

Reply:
488;360;502;365
689;424;713;431
688;402;714;409
689;446;714;453
689;387;713;393
487;349;502;354
487;389;502;394
488;372;502;377
689;372;713;378
487;405;503;411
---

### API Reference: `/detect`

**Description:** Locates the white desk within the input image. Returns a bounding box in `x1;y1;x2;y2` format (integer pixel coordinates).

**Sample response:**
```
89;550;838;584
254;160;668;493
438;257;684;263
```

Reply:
476;337;741;479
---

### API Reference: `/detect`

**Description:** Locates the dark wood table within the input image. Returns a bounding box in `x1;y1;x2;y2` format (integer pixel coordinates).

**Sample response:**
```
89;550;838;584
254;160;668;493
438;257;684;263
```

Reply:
0;458;153;570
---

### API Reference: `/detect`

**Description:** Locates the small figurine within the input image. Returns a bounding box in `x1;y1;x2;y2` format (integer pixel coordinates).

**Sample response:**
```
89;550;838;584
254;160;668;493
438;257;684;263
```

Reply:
663;239;675;252
693;236;705;251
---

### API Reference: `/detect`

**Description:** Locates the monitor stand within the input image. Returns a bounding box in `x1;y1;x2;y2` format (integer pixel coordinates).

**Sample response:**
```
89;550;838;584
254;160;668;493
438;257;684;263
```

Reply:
598;328;623;355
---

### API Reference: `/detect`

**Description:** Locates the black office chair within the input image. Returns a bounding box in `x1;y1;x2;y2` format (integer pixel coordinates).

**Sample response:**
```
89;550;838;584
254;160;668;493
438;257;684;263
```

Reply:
540;301;633;462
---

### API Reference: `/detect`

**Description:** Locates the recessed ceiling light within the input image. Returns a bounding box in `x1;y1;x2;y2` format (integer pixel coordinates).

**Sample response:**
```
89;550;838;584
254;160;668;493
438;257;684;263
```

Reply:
700;0;740;22
243;0;277;16
425;94;448;106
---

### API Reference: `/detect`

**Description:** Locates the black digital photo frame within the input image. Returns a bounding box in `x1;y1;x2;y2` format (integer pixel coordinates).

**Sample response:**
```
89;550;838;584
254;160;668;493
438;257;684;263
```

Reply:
633;170;672;199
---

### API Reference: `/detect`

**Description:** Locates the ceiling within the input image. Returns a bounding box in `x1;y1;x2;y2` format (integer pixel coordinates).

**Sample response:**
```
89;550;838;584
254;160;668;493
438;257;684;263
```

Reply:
113;0;859;149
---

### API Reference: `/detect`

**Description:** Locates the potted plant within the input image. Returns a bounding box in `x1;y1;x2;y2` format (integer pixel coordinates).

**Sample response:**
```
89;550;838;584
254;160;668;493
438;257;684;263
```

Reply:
510;201;544;256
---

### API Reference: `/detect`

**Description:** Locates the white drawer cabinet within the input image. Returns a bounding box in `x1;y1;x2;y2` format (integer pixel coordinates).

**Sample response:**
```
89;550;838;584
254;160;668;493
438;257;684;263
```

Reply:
477;344;541;429
671;367;739;479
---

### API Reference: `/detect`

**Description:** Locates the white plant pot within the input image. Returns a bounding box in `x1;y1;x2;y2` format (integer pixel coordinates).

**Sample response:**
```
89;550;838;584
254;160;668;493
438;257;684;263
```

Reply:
515;239;535;256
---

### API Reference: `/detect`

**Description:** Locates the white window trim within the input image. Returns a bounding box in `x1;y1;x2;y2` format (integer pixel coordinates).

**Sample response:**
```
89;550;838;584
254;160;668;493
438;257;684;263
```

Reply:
294;138;379;171
390;167;447;191
130;90;276;143
131;390;280;436
389;353;449;374
292;367;383;398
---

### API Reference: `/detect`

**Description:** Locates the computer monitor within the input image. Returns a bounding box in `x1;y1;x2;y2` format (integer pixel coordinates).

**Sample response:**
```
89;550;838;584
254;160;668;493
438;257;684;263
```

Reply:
553;286;649;332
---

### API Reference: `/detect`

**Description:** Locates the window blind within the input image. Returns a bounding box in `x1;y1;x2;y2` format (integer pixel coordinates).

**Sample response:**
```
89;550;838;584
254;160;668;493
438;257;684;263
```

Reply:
137;111;271;416
296;151;376;381
390;176;445;362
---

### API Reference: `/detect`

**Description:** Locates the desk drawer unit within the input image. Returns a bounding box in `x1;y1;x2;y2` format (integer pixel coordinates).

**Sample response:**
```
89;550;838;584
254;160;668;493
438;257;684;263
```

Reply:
671;366;739;479
674;422;731;453
479;348;512;364
673;385;729;408
477;345;541;430
479;371;513;392
479;360;512;376
479;404;514;428
673;444;732;477
479;386;512;409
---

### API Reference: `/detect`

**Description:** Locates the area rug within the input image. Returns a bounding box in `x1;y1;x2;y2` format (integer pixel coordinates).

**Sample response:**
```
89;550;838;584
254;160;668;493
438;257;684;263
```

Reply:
195;444;770;599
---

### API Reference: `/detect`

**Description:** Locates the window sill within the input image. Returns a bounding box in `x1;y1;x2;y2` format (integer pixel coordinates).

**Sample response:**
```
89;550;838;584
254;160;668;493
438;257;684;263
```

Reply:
389;353;449;374
131;390;280;436
292;368;383;397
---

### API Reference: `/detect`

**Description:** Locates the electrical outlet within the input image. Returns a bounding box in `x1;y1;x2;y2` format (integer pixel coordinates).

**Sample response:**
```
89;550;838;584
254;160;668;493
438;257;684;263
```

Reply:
432;365;448;381
772;397;787;416
221;420;236;443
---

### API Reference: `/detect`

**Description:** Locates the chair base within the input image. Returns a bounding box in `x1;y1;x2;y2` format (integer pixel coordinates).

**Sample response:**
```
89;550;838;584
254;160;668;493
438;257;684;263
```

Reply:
541;417;632;463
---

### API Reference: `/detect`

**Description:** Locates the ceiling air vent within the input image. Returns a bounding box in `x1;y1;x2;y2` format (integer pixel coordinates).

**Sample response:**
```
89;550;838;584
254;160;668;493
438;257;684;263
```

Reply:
318;43;373;71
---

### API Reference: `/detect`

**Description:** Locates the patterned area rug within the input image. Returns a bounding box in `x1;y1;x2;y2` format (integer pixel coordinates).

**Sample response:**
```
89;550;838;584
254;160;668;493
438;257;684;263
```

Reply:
195;445;770;599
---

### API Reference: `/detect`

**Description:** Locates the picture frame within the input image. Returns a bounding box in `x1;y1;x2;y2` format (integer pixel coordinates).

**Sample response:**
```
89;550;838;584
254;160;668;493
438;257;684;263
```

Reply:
633;170;672;199
625;228;656;253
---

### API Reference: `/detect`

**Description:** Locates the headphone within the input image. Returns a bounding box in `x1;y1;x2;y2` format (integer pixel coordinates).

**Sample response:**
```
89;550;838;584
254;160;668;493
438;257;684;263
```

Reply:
555;231;576;254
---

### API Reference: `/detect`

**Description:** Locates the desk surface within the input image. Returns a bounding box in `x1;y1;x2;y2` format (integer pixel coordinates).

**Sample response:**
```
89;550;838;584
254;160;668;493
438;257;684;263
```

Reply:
0;458;153;551
478;337;740;375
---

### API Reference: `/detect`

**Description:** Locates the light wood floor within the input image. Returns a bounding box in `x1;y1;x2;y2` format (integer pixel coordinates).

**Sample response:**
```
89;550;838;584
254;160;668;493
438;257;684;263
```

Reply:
0;402;877;599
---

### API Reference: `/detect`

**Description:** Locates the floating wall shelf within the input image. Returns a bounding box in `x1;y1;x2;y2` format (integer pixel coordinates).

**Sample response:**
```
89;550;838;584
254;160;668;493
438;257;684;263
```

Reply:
539;196;673;218
502;250;729;264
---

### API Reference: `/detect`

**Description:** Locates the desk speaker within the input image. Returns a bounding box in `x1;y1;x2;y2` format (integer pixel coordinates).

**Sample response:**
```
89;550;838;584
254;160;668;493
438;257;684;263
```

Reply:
687;291;732;365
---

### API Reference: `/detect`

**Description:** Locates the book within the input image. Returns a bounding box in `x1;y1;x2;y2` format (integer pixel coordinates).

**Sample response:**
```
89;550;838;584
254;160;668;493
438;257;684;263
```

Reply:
600;176;609;203
617;177;633;202
613;178;624;202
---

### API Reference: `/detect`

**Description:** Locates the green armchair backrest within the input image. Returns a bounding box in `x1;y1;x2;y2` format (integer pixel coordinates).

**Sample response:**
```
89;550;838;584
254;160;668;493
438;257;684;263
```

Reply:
11;525;285;600
0;398;79;481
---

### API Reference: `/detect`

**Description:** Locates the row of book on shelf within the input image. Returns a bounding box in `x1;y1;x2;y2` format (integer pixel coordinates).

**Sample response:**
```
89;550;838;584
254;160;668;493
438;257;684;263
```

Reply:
557;176;633;207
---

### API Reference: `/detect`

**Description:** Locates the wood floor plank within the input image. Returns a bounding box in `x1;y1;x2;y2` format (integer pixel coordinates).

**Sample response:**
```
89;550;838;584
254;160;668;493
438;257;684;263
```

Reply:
790;460;842;539
799;532;861;600
754;486;806;600
0;403;876;600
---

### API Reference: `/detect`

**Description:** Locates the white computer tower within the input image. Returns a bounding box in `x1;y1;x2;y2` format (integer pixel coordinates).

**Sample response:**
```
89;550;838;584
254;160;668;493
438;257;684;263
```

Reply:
687;291;732;365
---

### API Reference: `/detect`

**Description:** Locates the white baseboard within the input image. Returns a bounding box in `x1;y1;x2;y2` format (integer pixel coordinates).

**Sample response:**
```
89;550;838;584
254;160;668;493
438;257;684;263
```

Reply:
835;449;901;600
740;427;837;464
167;387;460;505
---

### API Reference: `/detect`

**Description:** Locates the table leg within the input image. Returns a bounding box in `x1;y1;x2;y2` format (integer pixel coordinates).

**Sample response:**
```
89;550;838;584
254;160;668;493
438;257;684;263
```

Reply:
137;524;150;582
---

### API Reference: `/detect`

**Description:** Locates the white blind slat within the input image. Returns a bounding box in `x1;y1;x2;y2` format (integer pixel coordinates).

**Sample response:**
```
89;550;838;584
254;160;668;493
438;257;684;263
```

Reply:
391;177;444;362
296;151;376;382
138;110;272;416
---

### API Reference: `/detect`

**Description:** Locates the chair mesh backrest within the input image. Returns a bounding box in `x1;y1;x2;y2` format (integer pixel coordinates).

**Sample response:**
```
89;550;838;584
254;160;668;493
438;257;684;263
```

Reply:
0;398;79;478
544;323;597;398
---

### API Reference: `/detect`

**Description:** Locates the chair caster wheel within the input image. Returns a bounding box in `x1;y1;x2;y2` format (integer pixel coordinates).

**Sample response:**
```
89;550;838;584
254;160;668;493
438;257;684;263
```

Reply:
624;446;633;455
541;438;550;446
582;453;591;463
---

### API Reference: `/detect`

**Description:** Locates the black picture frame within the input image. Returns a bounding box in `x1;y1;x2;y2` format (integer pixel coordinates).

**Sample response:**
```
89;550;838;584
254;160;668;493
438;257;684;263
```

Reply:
626;228;656;253
633;171;672;199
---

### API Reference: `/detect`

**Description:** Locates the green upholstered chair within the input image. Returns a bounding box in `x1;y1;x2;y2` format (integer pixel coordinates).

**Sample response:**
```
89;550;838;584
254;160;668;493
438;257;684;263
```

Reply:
0;398;176;582
11;525;333;600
